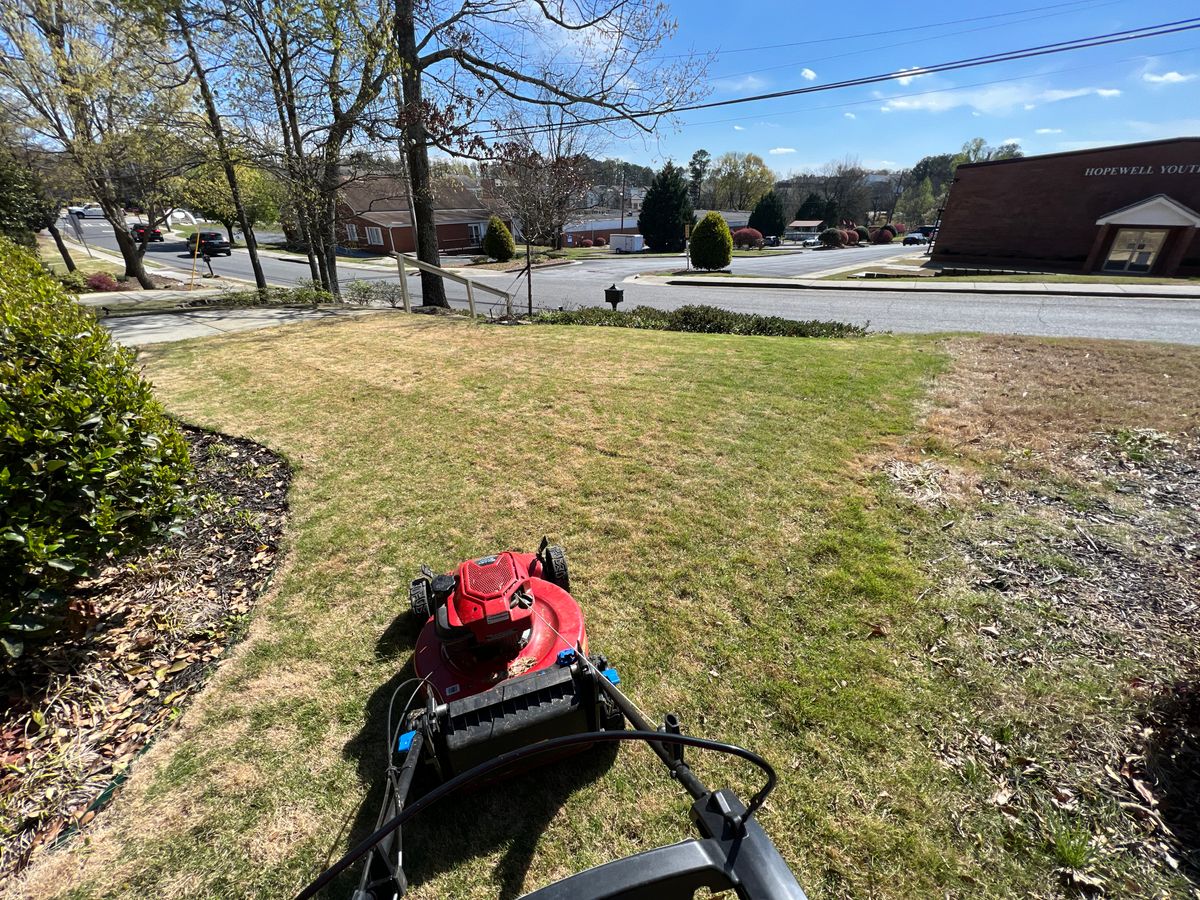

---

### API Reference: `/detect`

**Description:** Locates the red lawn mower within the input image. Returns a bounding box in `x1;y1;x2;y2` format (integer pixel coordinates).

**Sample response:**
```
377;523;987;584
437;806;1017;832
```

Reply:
298;540;807;900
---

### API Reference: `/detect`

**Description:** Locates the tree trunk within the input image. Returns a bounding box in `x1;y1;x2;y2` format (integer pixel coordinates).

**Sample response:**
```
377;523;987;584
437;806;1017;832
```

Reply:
176;11;269;291
395;0;446;307
110;222;152;289
47;222;75;271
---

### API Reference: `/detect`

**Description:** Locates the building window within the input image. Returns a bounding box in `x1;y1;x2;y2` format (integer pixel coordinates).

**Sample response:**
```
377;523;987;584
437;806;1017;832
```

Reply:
366;226;383;246
468;222;484;244
1103;228;1168;274
345;223;359;242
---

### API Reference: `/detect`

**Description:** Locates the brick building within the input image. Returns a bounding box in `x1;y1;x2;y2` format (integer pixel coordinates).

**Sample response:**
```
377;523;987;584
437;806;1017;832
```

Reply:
336;174;510;255
932;137;1200;277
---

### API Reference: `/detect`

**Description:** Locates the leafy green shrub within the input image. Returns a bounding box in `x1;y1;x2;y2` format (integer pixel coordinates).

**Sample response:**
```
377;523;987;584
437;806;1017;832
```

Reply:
689;211;733;271
819;227;843;247
0;238;191;656
855;226;870;243
57;271;88;294
85;272;118;292
482;215;515;262
532;304;866;338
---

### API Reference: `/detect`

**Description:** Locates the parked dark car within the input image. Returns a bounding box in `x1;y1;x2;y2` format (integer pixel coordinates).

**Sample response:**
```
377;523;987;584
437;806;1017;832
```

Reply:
132;223;163;242
902;233;928;246
763;235;781;247
190;231;232;256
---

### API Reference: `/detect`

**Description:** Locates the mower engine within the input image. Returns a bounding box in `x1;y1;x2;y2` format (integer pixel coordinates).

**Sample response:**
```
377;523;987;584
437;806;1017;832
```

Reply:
406;540;621;777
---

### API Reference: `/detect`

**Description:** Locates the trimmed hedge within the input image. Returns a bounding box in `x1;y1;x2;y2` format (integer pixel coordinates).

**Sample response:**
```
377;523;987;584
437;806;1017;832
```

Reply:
855;226;870;244
0;238;191;656
533;304;866;338
482;215;515;262
689;211;733;271
732;227;763;249
819;227;843;247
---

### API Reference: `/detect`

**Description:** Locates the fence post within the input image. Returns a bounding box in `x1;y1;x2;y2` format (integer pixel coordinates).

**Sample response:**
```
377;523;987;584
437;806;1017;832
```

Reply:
395;253;411;312
465;279;476;317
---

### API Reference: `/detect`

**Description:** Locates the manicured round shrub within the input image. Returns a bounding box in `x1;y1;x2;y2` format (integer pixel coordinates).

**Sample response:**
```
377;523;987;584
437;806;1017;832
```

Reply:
882;223;898;237
0;238;191;657
593;237;606;247
732;227;763;249
580;238;594;248
894;222;907;234
85;272;118;292
818;227;843;247
689;211;734;270
842;229;858;245
873;229;893;244
481;215;515;262
855;226;870;244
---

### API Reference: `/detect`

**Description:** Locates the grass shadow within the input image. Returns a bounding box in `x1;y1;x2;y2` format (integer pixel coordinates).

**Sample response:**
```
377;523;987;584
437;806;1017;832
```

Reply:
336;614;619;899
1142;679;1200;883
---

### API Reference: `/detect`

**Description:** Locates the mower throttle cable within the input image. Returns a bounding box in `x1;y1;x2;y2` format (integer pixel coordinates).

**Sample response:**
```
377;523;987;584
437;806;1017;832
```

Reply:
294;729;778;900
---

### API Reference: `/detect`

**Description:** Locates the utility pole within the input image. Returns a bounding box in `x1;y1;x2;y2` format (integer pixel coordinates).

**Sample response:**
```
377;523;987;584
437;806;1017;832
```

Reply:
619;163;627;232
526;239;533;316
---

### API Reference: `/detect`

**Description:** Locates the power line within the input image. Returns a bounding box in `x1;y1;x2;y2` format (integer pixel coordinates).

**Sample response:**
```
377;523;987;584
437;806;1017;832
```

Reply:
704;0;1124;84
472;17;1200;140
647;0;1113;61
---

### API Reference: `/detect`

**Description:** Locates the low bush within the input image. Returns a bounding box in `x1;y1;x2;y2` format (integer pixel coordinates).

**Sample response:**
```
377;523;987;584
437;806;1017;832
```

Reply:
819;227;843;247
341;280;407;308
532;304;867;338
690;211;733;270
85;272;118;292
855;226;870;244
874;228;894;244
732;227;763;249
57;271;88;294
192;283;336;308
482;216;516;262
580;239;594;248
593;237;606;247
894;222;907;234
0;238;191;656
882;223;898;237
843;229;858;245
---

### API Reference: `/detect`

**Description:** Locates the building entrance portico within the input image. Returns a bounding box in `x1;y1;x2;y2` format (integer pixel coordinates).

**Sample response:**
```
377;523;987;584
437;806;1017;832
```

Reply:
1085;194;1200;276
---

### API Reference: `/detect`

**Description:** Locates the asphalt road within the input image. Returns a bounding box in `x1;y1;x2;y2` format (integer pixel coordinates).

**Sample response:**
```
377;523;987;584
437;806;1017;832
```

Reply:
73;218;1200;345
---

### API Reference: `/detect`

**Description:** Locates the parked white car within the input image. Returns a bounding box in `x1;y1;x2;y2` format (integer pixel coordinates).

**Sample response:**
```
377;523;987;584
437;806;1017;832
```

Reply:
800;235;822;248
67;203;107;218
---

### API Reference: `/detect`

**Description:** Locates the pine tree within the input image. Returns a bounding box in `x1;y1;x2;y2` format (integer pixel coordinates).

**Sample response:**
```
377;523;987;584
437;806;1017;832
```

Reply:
637;161;693;252
794;192;825;222
747;190;786;237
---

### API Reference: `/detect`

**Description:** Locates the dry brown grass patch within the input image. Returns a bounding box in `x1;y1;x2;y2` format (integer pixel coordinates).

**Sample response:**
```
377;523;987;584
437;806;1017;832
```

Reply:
924;336;1200;458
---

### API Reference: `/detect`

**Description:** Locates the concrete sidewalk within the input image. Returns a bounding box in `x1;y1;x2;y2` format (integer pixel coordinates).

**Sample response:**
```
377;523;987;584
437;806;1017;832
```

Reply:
639;273;1200;300
102;306;385;346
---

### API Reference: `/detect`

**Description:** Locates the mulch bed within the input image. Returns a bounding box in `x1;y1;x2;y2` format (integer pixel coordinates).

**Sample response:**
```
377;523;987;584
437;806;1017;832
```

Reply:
0;427;289;877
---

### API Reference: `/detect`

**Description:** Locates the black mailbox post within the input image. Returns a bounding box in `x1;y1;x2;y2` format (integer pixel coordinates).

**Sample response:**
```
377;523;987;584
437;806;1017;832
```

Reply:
604;284;624;310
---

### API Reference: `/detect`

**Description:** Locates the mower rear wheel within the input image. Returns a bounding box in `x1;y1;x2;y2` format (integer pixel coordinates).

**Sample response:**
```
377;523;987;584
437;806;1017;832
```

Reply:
542;545;570;592
409;579;432;622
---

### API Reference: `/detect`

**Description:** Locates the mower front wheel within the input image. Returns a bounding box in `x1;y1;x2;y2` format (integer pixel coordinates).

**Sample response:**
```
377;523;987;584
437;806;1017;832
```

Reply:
409;579;432;622
542;545;570;592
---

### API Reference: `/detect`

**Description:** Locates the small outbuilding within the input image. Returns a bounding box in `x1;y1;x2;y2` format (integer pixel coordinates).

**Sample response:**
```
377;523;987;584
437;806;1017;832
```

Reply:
932;137;1200;277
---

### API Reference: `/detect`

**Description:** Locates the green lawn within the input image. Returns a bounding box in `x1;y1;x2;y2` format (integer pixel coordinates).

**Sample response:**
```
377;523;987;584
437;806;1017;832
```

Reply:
24;319;1198;899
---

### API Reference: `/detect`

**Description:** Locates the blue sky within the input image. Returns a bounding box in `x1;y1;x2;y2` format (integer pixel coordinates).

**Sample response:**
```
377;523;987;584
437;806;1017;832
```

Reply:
613;0;1200;172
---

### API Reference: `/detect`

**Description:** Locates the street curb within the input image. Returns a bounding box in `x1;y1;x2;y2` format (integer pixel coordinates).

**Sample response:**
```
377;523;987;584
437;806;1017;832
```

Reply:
660;277;1200;301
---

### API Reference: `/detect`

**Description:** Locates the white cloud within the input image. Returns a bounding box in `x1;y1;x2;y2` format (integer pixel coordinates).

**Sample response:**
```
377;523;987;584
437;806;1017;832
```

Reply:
1023;104;1036;110
1143;71;1195;84
1035;127;1063;134
879;84;1122;115
768;147;797;155
712;74;766;94
1000;137;1021;145
844;112;856;119
733;125;745;131
895;66;928;86
972;111;982;117
880;105;892;113
800;68;817;81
